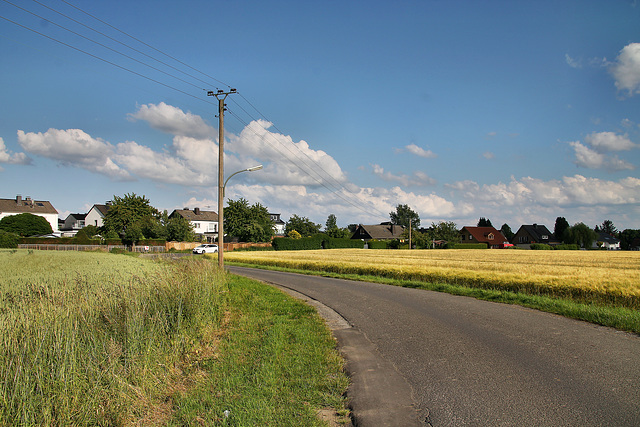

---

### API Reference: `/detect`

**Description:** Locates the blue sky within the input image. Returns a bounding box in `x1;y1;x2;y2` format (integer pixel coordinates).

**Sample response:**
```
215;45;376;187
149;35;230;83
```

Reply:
2;0;640;231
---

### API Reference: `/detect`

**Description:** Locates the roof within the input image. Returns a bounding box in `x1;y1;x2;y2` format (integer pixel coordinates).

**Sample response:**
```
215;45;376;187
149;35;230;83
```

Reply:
66;213;87;220
89;204;110;216
171;208;219;222
0;196;57;215
352;223;406;240
597;232;620;244
460;226;509;244
517;224;556;242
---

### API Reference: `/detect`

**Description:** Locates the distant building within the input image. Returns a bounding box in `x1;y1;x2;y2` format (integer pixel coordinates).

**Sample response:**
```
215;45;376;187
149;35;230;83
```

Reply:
270;213;286;236
60;213;87;237
351;222;406;241
170;207;218;242
594;232;621;250
459;226;509;249
512;224;560;248
85;202;111;228
0;194;59;233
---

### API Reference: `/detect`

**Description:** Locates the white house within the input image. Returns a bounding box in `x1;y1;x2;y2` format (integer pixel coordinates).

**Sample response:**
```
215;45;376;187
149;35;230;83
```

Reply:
59;213;87;237
0;195;59;233
85;203;111;228
270;213;286;236
169;208;218;242
594;232;621;250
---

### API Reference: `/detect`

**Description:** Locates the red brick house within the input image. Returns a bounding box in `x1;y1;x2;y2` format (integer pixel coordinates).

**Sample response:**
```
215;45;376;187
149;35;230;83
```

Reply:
459;226;510;249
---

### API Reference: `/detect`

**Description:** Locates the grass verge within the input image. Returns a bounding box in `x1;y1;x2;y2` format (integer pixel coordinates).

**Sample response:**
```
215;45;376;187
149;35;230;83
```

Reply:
0;250;349;425
227;261;640;335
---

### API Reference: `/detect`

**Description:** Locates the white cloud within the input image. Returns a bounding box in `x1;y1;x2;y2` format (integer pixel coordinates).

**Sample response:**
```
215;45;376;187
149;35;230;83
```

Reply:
565;53;582;69
17;129;130;180
228;119;348;187
128;102;215;139
371;164;436;186
609;42;640;96
584;131;637;152
482;151;495;160
403;143;437;159
0;137;31;165
449;175;640;208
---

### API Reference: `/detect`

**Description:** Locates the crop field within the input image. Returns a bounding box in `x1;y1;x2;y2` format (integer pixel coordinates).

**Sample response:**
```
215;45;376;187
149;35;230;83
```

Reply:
0;250;349;425
226;249;640;309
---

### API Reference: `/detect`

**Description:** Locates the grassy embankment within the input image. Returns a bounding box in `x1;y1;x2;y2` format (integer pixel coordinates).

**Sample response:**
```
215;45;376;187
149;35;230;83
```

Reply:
226;249;640;334
0;250;348;426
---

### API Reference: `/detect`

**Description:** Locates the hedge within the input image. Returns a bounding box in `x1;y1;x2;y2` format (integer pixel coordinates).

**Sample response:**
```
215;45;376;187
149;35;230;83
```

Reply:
322;237;364;249
272;235;324;251
446;243;487;249
0;230;19;248
367;240;388;249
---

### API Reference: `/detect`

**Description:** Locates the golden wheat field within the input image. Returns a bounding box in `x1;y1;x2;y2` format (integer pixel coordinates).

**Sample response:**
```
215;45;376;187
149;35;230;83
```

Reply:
226;249;640;308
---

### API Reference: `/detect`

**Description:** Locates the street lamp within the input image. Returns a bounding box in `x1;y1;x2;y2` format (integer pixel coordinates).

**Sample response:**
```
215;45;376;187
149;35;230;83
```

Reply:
217;164;263;268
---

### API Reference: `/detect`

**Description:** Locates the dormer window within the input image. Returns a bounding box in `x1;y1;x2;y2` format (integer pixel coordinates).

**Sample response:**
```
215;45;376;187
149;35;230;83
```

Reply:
488;233;494;240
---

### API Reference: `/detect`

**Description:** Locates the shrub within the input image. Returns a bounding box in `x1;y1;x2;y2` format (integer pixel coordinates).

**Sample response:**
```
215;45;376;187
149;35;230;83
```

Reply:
447;243;487;249
322;237;364;249
554;244;580;251
0;213;53;236
531;243;553;250
272;235;323;251
0;230;19;248
367;240;388;249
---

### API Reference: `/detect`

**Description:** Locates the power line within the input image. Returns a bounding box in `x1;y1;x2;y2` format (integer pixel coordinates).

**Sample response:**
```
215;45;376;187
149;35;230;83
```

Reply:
0;14;212;104
4;1;389;220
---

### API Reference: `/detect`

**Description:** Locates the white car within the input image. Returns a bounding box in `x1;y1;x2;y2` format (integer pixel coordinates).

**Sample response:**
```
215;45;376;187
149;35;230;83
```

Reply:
192;244;218;254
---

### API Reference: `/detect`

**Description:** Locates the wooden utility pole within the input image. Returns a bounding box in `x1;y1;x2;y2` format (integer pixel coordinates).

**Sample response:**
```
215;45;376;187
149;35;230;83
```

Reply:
207;88;236;269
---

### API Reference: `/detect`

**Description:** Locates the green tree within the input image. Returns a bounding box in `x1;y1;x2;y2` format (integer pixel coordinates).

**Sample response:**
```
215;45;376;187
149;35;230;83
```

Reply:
477;217;493;227
424;221;459;246
81;225;99;238
122;222;144;246
554;217;570;243
389;204;420;229
500;223;514;241
600;219;617;236
285;214;321;237
324;214;351;238
103;193;159;237
0;213;53;236
166;216;196;242
225;198;275;242
565;222;597;248
619;229;640;250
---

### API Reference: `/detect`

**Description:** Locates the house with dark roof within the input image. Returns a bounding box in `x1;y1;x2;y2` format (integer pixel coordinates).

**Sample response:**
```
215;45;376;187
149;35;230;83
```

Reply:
60;213;87;237
459;226;510;249
270;213;286;236
512;224;560;248
594;232;621;250
170;207;218;242
351;222;406;241
86;203;111;228
0;195;59;233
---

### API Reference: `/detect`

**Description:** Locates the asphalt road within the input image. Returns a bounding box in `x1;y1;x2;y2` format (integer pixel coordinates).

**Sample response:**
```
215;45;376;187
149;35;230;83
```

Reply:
228;266;640;426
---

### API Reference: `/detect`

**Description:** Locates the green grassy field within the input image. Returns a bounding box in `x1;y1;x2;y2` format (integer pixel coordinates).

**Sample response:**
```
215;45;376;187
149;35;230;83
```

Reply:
0;250;349;426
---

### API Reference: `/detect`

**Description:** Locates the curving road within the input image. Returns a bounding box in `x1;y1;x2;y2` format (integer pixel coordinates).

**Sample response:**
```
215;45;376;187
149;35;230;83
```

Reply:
229;266;640;426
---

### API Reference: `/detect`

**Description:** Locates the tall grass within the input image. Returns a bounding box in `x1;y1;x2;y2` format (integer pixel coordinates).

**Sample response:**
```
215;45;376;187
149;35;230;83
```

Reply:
0;250;225;425
0;250;350;426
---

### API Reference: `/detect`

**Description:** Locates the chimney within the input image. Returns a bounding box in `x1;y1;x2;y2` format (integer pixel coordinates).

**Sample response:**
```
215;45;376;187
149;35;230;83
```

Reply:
533;223;538;229
194;207;201;215
16;194;22;205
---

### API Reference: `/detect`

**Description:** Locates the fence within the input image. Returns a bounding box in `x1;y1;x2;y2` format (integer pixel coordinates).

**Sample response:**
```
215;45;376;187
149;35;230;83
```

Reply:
18;244;165;253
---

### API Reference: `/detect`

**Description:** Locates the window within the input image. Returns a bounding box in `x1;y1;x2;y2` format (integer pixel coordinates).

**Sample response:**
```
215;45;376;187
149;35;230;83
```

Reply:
461;235;465;241
469;234;473;240
488;233;494;240
542;235;548;240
